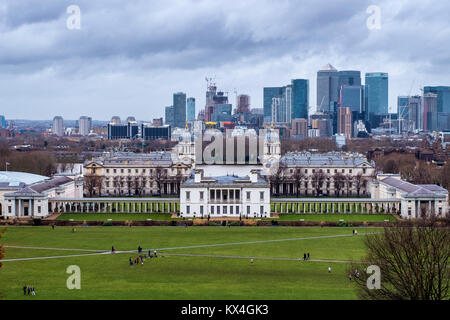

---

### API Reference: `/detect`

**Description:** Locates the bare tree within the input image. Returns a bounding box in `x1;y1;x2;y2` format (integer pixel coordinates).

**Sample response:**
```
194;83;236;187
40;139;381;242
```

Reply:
311;170;326;196
152;167;168;195
350;219;449;300
333;172;345;197
354;172;364;197
269;166;285;196
84;174;103;197
345;174;353;196
292;168;305;197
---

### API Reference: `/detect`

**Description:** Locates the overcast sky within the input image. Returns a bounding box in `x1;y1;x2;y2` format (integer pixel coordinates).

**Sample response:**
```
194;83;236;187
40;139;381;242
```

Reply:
0;0;449;121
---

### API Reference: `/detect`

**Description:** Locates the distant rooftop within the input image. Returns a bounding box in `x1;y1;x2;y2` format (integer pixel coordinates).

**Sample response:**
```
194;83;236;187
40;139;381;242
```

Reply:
319;63;337;71
380;176;448;197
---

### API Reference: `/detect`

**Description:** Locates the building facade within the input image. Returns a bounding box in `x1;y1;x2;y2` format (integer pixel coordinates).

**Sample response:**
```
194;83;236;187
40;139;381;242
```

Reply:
180;169;270;218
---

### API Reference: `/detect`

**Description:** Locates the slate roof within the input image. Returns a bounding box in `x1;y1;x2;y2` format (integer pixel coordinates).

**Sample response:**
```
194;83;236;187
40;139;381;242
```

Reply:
0;171;48;188
381;177;448;197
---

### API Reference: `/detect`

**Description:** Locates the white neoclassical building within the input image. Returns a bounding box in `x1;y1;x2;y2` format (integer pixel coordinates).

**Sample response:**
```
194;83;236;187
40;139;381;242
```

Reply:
180;169;270;218
371;174;448;219
0;171;83;218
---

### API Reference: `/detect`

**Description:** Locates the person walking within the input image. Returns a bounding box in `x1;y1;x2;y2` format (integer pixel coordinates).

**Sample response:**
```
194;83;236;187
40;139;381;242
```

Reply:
328;266;331;273
154;250;157;258
250;258;254;264
148;249;152;258
27;286;31;295
303;253;306;261
129;258;133;267
31;287;35;296
138;246;142;254
307;253;310;260
23;285;27;295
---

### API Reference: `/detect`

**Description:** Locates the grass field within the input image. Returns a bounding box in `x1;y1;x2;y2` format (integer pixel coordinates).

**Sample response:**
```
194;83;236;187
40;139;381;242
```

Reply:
57;213;178;221
0;226;380;300
269;214;397;222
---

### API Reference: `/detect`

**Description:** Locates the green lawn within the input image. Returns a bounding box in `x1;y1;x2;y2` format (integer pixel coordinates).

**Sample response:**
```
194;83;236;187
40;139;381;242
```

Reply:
57;213;178;221
268;214;396;222
0;226;380;300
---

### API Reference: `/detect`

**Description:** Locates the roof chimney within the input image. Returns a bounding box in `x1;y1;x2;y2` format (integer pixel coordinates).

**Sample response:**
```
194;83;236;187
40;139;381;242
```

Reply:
194;169;203;183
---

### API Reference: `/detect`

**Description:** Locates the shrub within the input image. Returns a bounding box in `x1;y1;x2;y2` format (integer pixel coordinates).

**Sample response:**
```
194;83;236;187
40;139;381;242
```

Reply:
229;221;240;227
271;220;278;226
103;221;113;226
32;218;42;226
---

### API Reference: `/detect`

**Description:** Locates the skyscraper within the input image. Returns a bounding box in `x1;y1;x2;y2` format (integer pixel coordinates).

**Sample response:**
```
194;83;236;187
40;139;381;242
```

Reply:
340;85;364;113
78;116;92;136
423;86;450;113
423;93;438;131
338;70;361;88
0;115;6;128
263;87;284;123
338;107;353;139
291;79;309;120
365;72;389;116
187;97;196;121
53;116;64;137
165;106;174;127
173;92;187;128
317;64;339;113
236;94;250;114
271;97;287;123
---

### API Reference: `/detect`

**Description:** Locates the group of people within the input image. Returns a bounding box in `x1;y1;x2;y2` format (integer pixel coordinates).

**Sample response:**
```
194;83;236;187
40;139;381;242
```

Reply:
23;285;36;296
302;253;311;261
129;246;158;266
352;229;358;235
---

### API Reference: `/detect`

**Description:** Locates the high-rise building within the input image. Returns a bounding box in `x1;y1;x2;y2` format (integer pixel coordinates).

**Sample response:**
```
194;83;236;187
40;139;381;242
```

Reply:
107;123;128;140
365;72;389;117
423;93;438;131
408;96;422;131
423;86;450;113
317;64;339;113
211;104;233;122
52;116;64;137
187;97;196;121
111;116;121;125
78;116;92;136
271;97;287;123
152;118;163;126
291;118;308;138
165;106;174;127
0;115;6;128
338;107;353;139
236;94;250;114
340;85;364;113
263;87;285;123
397;96;409;118
310;113;332;137
338;70;361;89
291;79;309;120
173;92;186;128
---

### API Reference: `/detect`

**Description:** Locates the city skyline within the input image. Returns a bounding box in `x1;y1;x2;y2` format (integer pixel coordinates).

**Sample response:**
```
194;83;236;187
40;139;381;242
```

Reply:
0;0;449;120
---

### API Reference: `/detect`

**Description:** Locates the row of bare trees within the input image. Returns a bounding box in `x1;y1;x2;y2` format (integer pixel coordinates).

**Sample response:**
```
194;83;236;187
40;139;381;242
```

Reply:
270;166;369;197
84;167;186;197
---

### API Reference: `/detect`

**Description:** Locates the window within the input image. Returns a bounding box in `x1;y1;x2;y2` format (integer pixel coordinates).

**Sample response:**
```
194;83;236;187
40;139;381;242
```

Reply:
305;169;308;174
114;169;117;174
342;169;345;173
186;206;190;214
38;206;41;214
217;206;220;214
334;169;337;173
235;190;240;200
230;206;233;214
200;206;204;215
143;169;146;174
121;169;124;173
247;191;251;200
230;190;234;200
439;207;442;215
236;206;239;214
186;191;190;200
312;169;315;173
200;191;204;200
247;206;250;214
216;190;221;200
327;169;330;174
8;206;11;213
408;208;412;216
260;191;264;201
349;169;352;174
260;206;264;215
223;206;227;214
211;206;214;214
363;168;366;174
106;169;110;173
135;169;139;173
128;169;131;173
210;190;215;200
